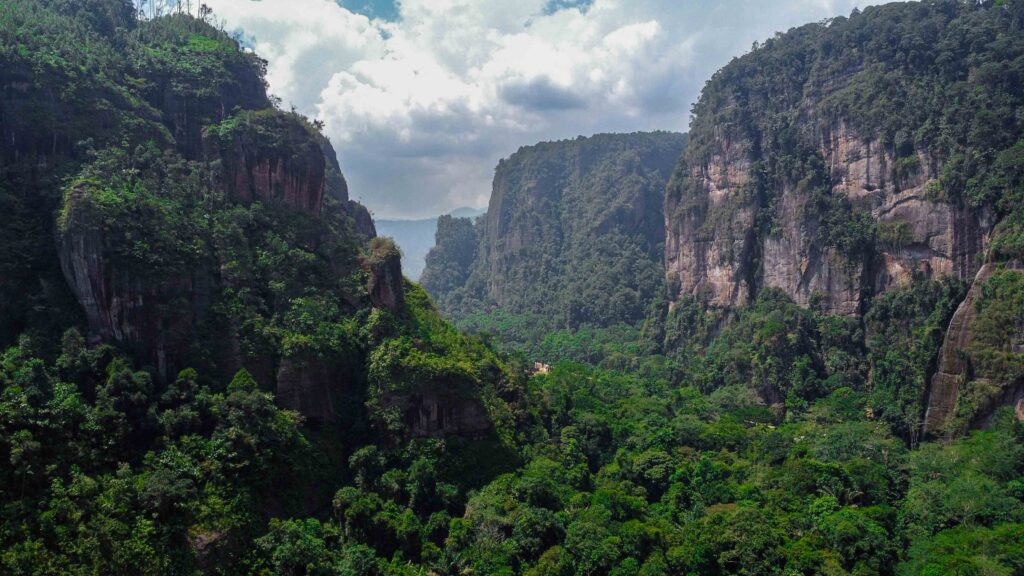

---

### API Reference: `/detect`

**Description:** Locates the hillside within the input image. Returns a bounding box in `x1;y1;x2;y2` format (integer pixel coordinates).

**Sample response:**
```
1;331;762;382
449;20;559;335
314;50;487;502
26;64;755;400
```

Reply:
421;132;686;339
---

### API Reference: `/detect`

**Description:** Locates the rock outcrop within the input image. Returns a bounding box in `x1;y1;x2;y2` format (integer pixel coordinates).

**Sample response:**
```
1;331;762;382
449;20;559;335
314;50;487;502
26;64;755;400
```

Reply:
664;3;1023;435
134;17;270;160
664;6;1009;319
58;182;200;379
321;136;377;239
923;264;997;435
665;111;988;318
206;111;327;216
924;263;1024;435
8;4;505;445
365;238;405;312
420;215;478;302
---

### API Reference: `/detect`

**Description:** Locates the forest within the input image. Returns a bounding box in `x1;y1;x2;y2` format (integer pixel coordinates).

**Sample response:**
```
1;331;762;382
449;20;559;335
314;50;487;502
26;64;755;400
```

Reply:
1;1;1023;575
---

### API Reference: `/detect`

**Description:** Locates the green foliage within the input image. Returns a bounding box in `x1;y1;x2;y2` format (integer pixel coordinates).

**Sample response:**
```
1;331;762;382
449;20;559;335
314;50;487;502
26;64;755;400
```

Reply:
968;269;1024;382
428;132;687;332
878;220;913;249
865;277;968;443
945;269;1024;432
3;2;1024;576
420;214;478;304
673;0;1024;275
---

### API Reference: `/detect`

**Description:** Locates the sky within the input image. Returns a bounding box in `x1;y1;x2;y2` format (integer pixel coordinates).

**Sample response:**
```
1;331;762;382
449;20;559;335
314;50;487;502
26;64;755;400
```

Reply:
198;0;877;218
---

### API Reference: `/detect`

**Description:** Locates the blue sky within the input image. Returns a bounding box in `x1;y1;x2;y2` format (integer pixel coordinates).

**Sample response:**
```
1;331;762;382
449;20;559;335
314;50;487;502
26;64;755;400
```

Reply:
338;0;399;21
339;0;595;20
203;0;879;218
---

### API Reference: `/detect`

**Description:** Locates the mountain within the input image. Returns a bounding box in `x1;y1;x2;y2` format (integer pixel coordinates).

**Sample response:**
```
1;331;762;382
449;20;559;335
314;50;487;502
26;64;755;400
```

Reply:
421;132;687;337
0;2;519;570
3;2;1024;575
375;207;484;279
663;0;1024;437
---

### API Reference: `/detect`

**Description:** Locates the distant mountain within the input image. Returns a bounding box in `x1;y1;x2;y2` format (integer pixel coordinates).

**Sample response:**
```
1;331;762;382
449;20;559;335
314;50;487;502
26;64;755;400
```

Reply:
376;207;485;279
421;131;687;331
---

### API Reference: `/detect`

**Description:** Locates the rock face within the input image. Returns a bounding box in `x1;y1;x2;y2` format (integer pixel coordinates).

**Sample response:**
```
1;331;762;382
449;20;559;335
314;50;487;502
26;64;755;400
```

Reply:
666;115;987;317
321;137;377;239
664;3;1024;435
58;183;200;379
7;6;503;445
420;215;478;302
663;6;1008;319
275;356;346;424
924;263;1024;435
365;238;405;312
821;122;988;293
425;132;686;329
923;264;997;435
383;390;492;438
207;111;327;216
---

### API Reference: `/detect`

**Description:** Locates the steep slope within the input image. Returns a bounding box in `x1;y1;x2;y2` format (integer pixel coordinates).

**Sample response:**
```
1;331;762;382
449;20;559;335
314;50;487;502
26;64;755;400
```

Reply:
665;0;1024;434
419;213;480;298
0;3;526;570
1;2;516;432
376;208;484;280
423;132;686;332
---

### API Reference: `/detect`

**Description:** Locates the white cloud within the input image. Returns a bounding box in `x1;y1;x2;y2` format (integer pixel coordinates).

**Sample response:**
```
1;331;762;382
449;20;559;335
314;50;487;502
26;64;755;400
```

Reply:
203;0;876;218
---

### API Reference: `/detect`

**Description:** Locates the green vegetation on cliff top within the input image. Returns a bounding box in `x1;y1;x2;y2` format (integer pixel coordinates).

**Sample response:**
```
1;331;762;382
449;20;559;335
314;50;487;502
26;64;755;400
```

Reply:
0;1;1023;575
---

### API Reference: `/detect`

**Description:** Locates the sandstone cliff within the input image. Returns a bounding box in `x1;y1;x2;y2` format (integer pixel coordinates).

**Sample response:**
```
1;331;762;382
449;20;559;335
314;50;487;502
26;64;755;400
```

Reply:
665;2;1024;434
17;12;499;437
924;263;1024;436
206;111;328;216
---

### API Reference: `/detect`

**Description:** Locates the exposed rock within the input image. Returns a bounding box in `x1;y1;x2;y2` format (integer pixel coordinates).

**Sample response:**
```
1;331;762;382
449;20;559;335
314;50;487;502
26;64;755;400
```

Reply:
665;96;988;318
206;111;326;216
57;183;197;379
276;355;347;423
138;25;270;161
323;131;376;239
382;390;491;438
922;264;994;435
924;263;1024;435
420;215;478;302
761;190;864;315
346;200;378;240
365;238;405;311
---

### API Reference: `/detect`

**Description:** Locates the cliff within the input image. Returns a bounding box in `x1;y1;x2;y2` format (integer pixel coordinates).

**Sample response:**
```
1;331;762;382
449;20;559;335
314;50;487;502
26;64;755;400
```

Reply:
665;1;1024;433
924;263;1024;436
0;4;506;438
424;132;686;331
669;5;985;316
420;214;479;300
205;110;328;216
